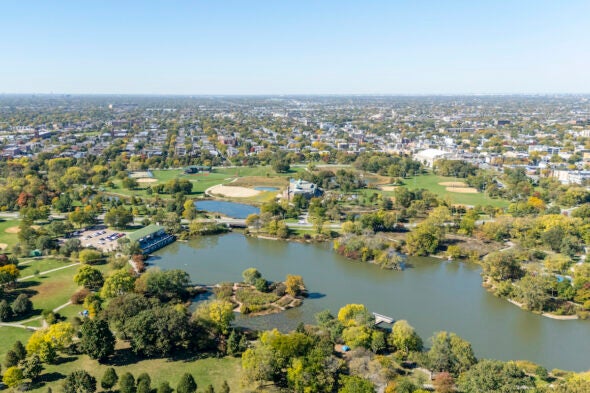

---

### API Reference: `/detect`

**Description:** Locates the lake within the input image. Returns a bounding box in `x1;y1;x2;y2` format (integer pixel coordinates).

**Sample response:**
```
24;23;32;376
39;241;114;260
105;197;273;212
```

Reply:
195;200;259;219
152;233;590;371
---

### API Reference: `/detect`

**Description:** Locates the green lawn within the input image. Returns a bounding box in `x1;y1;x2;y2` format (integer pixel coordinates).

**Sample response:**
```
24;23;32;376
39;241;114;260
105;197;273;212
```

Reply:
395;173;509;208
29;353;244;393
0;326;33;360
0;218;20;249
19;264;81;315
18;258;73;278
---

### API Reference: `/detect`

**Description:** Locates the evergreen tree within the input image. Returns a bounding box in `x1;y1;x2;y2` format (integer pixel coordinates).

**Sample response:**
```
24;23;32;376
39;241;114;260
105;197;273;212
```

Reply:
101;368;118;391
0;299;12;321
13;341;27;361
4;350;19;368
157;382;173;393
176;373;197;393
12;294;33;316
20;354;43;382
226;330;239;356
119;372;136;393
220;380;230;393
204;385;215;393
137;379;151;393
62;370;97;393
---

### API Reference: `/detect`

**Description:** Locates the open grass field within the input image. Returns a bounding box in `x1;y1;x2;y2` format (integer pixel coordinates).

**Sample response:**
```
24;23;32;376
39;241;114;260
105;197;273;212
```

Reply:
0;218;20;248
18;258;73;278
28;353;244;393
19;264;80;315
394;173;509;207
0;326;33;361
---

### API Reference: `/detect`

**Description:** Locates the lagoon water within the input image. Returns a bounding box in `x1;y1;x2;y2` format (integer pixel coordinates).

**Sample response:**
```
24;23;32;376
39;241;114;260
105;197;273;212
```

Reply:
152;233;590;371
194;200;259;219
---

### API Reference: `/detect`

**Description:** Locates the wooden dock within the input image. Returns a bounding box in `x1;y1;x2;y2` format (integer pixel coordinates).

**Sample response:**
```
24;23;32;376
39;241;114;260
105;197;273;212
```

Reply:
373;312;394;325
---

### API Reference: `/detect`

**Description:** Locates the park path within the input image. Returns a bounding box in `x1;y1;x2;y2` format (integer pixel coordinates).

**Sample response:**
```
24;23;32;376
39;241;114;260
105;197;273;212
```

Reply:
17;262;80;281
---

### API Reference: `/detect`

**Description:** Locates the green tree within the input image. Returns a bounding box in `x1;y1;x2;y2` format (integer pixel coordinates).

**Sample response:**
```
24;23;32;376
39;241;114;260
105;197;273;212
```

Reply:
515;274;550;311
119;372;136;393
428;332;476;375
104;206;134;229
157;382;174;393
12;293;33;316
20;354;43;382
4;350;19;368
220;380;230;393
101;269;136;298
80;319;115;362
0;299;12;321
13;341;27;361
242;268;261;285
338;375;375;393
457;359;533;393
176;373;197;393
204;385;215;393
389;320;423;355
74;265;104;290
78;249;104;265
62;370;97;393
101;368;118;391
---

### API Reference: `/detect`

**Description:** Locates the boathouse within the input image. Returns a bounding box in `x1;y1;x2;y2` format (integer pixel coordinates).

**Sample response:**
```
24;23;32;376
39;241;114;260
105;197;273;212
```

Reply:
127;224;176;254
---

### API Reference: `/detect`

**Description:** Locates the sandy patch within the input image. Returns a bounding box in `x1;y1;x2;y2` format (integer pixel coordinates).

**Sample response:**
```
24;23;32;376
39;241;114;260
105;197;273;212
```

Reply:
378;185;397;192
0;243;7;249
207;184;261;198
137;178;157;183
439;181;468;187
5;226;20;233
446;187;479;194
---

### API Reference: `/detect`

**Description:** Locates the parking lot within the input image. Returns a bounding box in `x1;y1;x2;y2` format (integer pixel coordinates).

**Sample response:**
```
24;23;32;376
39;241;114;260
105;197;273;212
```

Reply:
70;225;127;252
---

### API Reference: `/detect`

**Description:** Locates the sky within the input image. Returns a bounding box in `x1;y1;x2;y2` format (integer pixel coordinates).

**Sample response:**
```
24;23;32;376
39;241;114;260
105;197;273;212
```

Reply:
1;1;589;95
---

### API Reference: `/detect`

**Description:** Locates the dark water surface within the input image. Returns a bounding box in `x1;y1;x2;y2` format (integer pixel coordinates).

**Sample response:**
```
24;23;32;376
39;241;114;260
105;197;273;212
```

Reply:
152;233;590;371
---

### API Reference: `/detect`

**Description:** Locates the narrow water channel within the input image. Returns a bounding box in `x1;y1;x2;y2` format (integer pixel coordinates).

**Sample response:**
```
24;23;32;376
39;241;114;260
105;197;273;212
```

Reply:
152;233;590;371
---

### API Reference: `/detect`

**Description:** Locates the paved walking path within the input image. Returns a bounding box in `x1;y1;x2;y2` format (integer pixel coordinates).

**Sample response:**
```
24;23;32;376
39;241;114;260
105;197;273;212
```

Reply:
17;263;80;281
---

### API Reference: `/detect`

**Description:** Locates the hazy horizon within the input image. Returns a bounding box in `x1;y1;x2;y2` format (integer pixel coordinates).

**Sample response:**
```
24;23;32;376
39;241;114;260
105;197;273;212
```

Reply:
2;1;589;95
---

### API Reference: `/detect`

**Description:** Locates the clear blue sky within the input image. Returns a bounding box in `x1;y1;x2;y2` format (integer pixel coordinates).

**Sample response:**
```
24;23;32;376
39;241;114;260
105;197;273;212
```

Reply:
1;1;589;95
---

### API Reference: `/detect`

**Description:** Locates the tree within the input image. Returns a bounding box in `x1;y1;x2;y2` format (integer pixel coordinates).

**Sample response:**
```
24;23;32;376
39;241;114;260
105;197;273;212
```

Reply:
177;373;197;393
13;341;27;361
79;319;115;362
104;206;134;229
405;224;441;256
5;350;19;368
2;366;24;388
389;320;423;355
204;385;215;393
125;306;194;357
78;249;104;265
157;382;174;393
337;304;372;327
457;360;533;393
433;372;454;393
182;200;197;220
0;264;20;286
12;293;33;316
220;380;230;393
0;299;12;321
137;378;151;393
101;269;136;298
242;268;261;285
101;368;118;391
195;300;235;335
338;375;375;393
428;332;476;375
62;370;97;393
515;274;550;312
481;251;524;282
119;373;136;393
20;354;43;382
74;265;104;290
285;274;305;296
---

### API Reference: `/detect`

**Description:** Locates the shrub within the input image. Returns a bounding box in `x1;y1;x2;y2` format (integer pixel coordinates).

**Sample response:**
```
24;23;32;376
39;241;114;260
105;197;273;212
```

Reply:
71;288;91;304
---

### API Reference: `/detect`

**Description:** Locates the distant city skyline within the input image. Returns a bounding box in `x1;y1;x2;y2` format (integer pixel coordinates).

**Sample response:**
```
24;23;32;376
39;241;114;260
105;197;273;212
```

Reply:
1;1;589;95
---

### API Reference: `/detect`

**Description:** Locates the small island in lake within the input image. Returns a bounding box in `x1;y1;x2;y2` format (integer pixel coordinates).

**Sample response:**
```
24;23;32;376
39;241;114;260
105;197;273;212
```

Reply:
205;268;307;316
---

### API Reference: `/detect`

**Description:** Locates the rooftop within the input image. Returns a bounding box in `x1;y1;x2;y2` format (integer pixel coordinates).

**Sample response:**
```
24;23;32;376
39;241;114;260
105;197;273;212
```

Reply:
127;224;165;243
